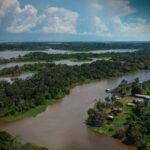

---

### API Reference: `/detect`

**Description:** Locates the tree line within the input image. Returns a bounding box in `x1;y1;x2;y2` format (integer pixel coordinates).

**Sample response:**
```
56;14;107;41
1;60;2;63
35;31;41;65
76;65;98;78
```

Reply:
0;50;149;118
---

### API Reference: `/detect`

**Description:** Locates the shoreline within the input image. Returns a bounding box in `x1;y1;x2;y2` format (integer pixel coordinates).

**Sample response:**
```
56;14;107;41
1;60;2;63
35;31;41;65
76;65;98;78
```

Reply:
0;70;149;122
0;99;62;122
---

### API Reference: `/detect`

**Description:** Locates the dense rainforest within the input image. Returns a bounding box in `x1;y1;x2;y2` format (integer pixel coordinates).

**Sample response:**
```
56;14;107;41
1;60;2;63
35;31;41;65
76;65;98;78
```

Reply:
0;42;150;51
0;50;150;119
121;102;150;150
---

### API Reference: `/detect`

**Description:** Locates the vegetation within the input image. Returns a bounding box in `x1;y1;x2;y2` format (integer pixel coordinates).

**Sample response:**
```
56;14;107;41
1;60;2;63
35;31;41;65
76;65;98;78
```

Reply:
17;52;99;62
89;97;132;135
0;131;48;150
87;79;150;150
0;52;112;64
113;78;150;96
0;50;150;120
0;42;150;51
0;49;150;65
121;103;150;150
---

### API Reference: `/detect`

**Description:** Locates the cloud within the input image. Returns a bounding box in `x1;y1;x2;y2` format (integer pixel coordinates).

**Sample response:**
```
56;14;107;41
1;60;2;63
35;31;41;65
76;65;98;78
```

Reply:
94;16;108;33
42;7;79;34
89;0;150;40
112;17;150;39
0;0;43;33
0;0;19;22
81;16;112;37
92;2;103;10
2;1;79;34
92;0;136;17
0;0;150;41
83;0;137;39
7;5;44;33
5;0;44;33
94;16;112;37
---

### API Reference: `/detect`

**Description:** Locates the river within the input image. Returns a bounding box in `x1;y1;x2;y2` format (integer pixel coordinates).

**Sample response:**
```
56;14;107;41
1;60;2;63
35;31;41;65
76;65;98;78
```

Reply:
0;49;137;59
0;71;150;150
0;59;100;70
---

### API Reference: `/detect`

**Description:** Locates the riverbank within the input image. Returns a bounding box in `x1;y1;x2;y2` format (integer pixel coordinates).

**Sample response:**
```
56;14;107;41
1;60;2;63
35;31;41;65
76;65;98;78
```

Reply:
0;70;149;122
0;49;149;122
0;71;149;150
0;99;60;122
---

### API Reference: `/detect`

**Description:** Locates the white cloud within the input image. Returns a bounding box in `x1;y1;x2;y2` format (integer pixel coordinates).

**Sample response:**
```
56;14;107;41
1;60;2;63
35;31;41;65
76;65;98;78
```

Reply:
2;1;79;34
7;5;44;33
42;7;78;34
94;16;108;33
85;0;137;38
94;16;112;37
1;0;150;40
0;0;43;33
81;16;112;37
90;0;150;40
111;16;150;40
92;3;103;10
92;0;136;17
0;0;19;22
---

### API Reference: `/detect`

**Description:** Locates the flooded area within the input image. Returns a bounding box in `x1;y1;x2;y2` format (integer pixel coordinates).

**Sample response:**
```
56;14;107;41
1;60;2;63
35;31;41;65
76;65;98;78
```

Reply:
0;62;37;70
0;71;149;150
0;59;100;70
0;49;137;59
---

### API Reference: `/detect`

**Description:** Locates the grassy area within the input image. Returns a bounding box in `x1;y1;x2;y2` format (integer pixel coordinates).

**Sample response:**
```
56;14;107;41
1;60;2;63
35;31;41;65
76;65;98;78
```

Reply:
0;99;59;122
91;97;133;137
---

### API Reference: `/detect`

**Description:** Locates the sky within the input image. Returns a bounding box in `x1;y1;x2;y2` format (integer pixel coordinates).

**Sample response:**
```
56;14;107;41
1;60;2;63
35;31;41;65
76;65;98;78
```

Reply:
0;0;150;42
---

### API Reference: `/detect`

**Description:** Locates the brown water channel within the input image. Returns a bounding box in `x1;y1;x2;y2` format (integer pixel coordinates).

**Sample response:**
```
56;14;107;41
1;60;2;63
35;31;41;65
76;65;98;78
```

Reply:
0;71;150;150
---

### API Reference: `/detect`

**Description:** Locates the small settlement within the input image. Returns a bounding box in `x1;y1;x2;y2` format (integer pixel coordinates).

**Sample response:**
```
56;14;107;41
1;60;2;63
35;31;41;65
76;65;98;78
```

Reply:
86;81;150;136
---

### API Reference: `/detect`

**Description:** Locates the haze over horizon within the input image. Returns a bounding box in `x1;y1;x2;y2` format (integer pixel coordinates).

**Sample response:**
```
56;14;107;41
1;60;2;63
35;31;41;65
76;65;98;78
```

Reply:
0;0;150;42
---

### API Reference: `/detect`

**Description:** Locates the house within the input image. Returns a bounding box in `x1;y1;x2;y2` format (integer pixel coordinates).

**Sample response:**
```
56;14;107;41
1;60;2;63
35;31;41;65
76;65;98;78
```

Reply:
132;98;144;104
134;94;150;100
105;89;111;93
112;108;123;113
127;102;135;107
106;115;114;121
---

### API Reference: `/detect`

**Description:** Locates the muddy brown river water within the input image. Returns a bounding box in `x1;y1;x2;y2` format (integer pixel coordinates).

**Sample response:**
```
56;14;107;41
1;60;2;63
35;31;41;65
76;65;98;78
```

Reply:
0;71;150;150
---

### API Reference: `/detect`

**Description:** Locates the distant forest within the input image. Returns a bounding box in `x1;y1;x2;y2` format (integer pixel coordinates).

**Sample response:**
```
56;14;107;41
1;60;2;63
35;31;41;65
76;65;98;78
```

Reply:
0;42;150;51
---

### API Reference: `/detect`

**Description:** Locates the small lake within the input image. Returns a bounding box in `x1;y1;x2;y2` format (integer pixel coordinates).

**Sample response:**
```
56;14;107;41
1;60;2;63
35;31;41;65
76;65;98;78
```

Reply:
0;71;149;150
0;49;138;59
